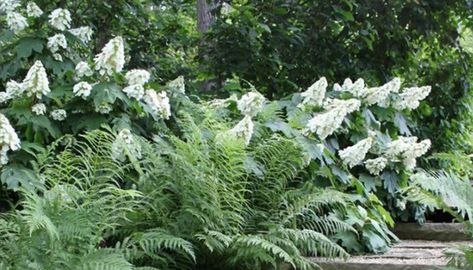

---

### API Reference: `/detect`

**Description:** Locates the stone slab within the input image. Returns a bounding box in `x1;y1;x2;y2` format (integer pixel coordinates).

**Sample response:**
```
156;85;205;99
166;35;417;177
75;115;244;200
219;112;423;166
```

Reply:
311;240;473;270
393;223;471;241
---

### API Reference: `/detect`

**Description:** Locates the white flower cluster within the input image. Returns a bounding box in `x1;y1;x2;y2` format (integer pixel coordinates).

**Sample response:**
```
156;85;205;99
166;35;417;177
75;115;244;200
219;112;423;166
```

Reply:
0;0;20;13
75;61;93;78
0;113;20;165
73;81;92;99
26;2;42;17
111;129;142;162
338;132;375;168
6;11;28;33
363;78;401;106
385;136;431;170
0;61;50;101
68;26;93;43
226;91;265;145
237;91;266;117
123;84;145;100
5;80;23;99
394;86;431;110
302;77;431;141
50;109;67;121
47;34;67;53
228;115;254;146
143;90;171;120
48;8;71;31
22;60;50;98
123;69;150;100
364;157;388;176
94;36;125;76
125;69;150;86
0;61;49;102
168;76;185;94
31;103;46;115
298;77;327;110
333;78;365;97
306;98;360;139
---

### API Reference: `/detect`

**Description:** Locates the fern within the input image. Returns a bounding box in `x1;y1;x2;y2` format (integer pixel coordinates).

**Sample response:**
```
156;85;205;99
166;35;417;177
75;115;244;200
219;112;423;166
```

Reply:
405;170;473;223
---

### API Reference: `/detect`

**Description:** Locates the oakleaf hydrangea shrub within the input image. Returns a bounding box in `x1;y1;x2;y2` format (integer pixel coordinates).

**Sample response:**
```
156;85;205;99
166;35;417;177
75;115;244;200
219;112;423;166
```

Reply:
211;76;432;225
0;1;183;189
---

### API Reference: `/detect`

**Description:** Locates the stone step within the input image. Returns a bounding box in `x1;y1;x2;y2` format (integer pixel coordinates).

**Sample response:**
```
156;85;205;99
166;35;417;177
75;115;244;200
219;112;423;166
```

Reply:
393;223;471;241
312;240;472;270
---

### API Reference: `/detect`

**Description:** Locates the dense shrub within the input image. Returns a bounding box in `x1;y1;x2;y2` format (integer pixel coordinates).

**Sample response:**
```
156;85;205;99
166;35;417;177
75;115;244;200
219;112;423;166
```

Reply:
0;2;187;190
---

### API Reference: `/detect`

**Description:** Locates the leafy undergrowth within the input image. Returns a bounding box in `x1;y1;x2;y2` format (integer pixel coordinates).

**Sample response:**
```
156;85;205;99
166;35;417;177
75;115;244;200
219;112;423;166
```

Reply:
0;110;396;269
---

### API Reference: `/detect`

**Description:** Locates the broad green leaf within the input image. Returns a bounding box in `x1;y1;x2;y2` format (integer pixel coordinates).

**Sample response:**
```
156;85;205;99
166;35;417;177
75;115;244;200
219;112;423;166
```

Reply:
15;37;44;58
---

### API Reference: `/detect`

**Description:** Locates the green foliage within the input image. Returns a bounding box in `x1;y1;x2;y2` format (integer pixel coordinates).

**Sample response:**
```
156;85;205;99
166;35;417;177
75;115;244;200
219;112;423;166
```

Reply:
0;1;189;190
404;169;473;270
200;0;473;154
0;103;399;269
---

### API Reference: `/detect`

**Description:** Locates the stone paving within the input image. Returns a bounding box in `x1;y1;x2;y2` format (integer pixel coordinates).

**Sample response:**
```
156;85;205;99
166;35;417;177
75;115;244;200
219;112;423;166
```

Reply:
312;223;473;270
312;240;472;269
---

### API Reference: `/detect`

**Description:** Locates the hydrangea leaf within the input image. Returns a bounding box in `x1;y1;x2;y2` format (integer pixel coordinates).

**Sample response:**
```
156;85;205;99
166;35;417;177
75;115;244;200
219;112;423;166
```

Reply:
15;37;43;58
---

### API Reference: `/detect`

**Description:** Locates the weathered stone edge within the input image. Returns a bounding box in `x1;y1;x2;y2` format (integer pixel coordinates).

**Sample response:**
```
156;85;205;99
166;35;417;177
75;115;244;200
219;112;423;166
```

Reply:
393;223;471;241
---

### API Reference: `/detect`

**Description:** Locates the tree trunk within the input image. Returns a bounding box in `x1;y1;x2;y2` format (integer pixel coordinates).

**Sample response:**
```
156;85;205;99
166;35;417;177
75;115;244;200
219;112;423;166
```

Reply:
197;0;217;92
197;0;214;33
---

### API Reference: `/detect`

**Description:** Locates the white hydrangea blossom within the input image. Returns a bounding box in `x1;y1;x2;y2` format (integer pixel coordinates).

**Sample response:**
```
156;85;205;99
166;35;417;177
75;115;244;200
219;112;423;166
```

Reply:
402;139;431;170
48;8;71;31
365;157;388;176
52;53;63;62
385;136;431;170
168;76;185;94
338;134;375;168
26;2;42;17
0;92;9;103
0;113;21;165
47;34;67;53
306;98;361;139
111;129;141;162
75;61;93;78
72;81;92;99
333;78;365;97
125;69;150;86
298;77;327;110
6;12;28;33
94;36;125;76
22;61;50;98
123;84;145;100
31;103;46;115
394;86;431;110
363;78;401;106
50;109;66;121
228;115;254;146
95;102;113;114
143;90;171;120
68;26;93;43
5;80;24;99
237;91;266;117
0;0;20;13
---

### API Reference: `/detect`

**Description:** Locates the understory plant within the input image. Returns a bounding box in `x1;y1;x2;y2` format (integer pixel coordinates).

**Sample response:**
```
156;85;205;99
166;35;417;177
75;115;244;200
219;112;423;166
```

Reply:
0;127;349;270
